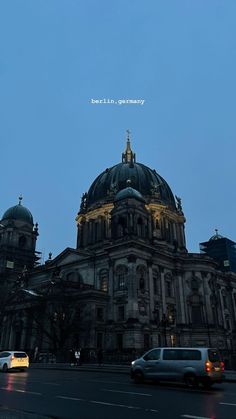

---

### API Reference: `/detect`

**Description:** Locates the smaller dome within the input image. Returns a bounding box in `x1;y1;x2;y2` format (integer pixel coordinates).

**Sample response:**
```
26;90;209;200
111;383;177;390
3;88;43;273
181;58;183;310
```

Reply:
209;229;224;241
2;204;33;225
115;187;146;203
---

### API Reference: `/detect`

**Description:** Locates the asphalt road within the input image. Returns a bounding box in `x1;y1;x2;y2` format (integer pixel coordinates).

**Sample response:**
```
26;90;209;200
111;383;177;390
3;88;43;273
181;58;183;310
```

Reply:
0;369;236;419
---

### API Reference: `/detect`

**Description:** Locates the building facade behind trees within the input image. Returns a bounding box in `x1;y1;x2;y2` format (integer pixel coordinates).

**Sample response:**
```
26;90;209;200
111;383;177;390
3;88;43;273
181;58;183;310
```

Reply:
0;135;236;367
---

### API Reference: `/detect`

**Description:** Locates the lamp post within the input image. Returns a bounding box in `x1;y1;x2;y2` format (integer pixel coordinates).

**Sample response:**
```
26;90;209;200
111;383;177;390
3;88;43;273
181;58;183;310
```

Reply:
160;313;168;347
153;305;161;347
160;309;176;347
153;306;176;347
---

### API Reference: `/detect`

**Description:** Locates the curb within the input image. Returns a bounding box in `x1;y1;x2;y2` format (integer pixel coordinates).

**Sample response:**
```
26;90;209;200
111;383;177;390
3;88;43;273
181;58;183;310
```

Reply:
31;365;129;375
30;364;236;382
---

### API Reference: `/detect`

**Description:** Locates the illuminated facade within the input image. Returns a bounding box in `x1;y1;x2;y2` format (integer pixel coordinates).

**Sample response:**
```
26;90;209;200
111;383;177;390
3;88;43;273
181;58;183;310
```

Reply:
1;135;236;365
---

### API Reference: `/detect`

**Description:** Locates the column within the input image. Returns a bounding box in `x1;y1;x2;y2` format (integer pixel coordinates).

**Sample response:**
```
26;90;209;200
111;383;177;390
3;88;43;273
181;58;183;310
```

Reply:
107;259;115;321
147;260;154;318
160;268;166;314
175;270;186;323
127;255;138;319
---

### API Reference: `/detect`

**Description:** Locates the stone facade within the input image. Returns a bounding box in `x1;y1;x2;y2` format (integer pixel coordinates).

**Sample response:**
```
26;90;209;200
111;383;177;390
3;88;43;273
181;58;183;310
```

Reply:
0;139;236;366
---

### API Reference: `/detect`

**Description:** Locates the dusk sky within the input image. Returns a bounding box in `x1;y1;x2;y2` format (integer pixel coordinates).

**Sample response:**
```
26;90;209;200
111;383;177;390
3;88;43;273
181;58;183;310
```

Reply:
1;1;235;262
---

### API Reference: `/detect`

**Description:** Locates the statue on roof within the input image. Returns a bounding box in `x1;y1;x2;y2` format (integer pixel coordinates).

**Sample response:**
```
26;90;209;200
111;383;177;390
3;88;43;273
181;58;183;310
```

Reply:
175;195;183;213
80;192;88;212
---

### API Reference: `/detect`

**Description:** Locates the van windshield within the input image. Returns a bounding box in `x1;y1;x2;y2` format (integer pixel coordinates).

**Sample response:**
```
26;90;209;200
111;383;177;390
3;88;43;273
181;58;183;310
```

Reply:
208;350;221;362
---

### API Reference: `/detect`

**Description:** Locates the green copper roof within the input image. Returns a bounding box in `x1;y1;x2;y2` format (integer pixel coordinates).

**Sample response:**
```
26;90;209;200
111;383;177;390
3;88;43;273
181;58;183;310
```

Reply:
2;204;33;224
115;187;146;203
82;137;177;212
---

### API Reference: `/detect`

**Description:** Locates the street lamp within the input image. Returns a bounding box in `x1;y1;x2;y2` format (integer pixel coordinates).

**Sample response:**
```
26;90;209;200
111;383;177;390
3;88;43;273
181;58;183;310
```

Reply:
160;313;168;346
159;310;176;347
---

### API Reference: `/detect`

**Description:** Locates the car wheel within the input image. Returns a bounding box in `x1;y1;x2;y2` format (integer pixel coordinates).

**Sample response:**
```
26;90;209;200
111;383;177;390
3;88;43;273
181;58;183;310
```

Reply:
184;373;198;388
133;370;144;384
2;364;8;373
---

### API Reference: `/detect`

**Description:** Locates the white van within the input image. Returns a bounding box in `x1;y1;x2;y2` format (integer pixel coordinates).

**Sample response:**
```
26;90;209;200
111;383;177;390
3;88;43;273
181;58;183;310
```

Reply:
131;347;224;388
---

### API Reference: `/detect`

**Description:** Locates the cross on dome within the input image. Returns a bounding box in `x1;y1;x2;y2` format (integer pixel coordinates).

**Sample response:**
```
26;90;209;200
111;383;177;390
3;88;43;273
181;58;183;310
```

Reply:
122;130;136;164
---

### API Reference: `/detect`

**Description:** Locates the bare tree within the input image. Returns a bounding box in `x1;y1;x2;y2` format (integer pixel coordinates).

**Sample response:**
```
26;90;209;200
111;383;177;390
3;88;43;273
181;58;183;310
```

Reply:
20;271;90;361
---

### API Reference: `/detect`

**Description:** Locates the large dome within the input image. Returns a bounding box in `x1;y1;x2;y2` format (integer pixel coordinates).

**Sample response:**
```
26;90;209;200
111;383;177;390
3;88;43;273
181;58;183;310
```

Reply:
2;199;33;225
86;138;176;210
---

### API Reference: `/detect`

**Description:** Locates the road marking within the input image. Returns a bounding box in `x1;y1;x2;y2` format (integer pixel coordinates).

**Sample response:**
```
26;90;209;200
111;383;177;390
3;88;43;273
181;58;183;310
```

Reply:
220;402;236;406
43;382;60;386
57;396;141;410
101;388;152;396
15;389;42;395
89;379;125;384
57;396;86;401
56;396;159;413
90;400;141;409
0;387;41;395
181;415;213;419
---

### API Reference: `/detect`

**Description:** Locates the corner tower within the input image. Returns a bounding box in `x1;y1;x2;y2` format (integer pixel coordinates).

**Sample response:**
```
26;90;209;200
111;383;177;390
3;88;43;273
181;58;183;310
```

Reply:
0;197;39;274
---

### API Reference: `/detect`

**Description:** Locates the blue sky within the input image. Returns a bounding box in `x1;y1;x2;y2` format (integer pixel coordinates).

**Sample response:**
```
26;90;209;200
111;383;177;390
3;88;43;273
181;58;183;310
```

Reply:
0;0;236;261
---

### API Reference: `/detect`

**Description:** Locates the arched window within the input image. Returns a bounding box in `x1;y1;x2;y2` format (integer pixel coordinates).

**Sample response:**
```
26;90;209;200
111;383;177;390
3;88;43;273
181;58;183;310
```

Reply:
95;223;99;242
102;217;106;239
191;277;199;291
166;222;171;241
165;273;173;297
144;334;150;350
165;280;172;297
137;266;147;291
191;305;203;325
99;269;108;292
66;272;83;285
137;218;143;237
117;217;126;237
221;291;228;309
116;265;127;290
19;235;27;248
153;269;160;295
190;294;203;325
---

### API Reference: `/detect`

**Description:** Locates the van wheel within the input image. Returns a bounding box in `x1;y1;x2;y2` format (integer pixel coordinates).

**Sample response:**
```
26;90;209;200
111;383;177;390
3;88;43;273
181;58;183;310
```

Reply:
133;371;144;384
184;373;198;388
2;364;8;373
152;379;160;385
202;381;213;390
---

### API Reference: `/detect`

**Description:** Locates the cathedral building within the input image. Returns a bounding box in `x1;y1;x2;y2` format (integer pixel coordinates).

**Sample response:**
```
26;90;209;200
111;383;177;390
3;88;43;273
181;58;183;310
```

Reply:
0;135;236;366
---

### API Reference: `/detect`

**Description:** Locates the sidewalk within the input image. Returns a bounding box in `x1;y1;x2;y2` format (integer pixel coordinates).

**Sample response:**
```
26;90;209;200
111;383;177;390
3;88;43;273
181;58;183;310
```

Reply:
30;362;236;382
31;362;129;374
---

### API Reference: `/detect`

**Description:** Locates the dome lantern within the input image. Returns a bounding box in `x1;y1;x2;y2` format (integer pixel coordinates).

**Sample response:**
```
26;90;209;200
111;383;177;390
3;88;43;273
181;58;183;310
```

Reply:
122;130;136;164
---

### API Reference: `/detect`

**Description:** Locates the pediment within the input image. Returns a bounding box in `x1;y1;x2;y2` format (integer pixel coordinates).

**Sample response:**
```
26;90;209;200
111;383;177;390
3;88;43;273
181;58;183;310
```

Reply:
46;247;91;267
